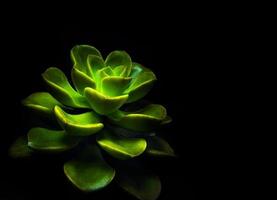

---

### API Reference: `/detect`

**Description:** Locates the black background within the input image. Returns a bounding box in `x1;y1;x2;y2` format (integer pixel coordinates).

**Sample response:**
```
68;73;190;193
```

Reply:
0;6;233;199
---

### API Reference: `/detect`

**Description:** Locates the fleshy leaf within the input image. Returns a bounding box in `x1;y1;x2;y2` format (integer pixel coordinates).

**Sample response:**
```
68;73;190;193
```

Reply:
9;136;33;158
105;51;132;76
42;67;89;108
84;88;128;115
95;66;114;91
109;104;167;132
146;136;175;157
27;127;80;152
105;124;155;138
101;76;132;97
71;45;102;77
54;106;103;136
96;130;147;160
113;65;125;76
161;115;172;125
129;62;152;78
116;164;161;200
22;92;63;117
125;71;156;103
64;145;115;192
71;67;96;95
87;55;105;79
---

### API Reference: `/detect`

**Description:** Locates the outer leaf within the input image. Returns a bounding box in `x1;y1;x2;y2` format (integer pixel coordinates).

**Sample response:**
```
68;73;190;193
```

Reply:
116;164;161;200
87;55;105;79
109;104;167;132
129;62;152;78
71;67;96;95
71;45;102;77
9;136;33;158
125;71;156;103
54;106;103;136
64;145;115;192
84;88;128;115
27;127;80;152
42;67;89;108
22;92;63;117
146;136;175;157
96;130;147;160
101;76;132;97
160;115;172;125
105;51;132;76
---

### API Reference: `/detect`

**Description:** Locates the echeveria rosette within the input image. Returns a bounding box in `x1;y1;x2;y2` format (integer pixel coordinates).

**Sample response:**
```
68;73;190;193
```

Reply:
41;45;157;115
9;45;175;200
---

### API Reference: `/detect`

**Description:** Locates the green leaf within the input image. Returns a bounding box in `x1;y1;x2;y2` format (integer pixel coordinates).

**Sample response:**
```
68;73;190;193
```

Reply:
84;87;128;115
95;66;114;91
22;92;63;117
71;45;102;77
105;51;132;76
64;145;115;192
96;130;147;160
87;55;105;79
9;136;33;158
54;106;103;136
161;115;172;125
27;127;80;152
42;67;89;108
116;165;161;200
105;124;155;138
129;62;152;78
125;71;156;103
109;104;167;132
113;65;125;76
146;136;175;157
71;67;96;95
101;76;132;97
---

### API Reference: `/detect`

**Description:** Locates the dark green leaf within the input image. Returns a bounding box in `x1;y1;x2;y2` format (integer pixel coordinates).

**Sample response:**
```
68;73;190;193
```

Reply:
64;145;115;192
146;136;175;157
27;127;80;152
9;136;33;158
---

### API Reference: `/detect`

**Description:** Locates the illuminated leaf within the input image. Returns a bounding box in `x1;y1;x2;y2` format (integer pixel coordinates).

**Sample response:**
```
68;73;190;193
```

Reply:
84;87;128;115
71;45;102;77
64;145;115;192
42;67;89;108
54;106;103;136
71;67;96;95
109;104;167;131
96;130;147;160
22;92;63;117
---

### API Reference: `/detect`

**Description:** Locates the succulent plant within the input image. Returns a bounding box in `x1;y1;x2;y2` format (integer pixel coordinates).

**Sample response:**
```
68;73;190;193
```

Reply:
9;45;175;200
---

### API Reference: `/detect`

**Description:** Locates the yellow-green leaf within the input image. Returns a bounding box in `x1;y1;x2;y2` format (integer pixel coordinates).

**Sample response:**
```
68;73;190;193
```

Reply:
22;92;63;117
84;88;128;115
71;45;102;77
54;106;103;136
71;67;96;95
42;67;89;108
109;104;167;132
96;130;147;160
